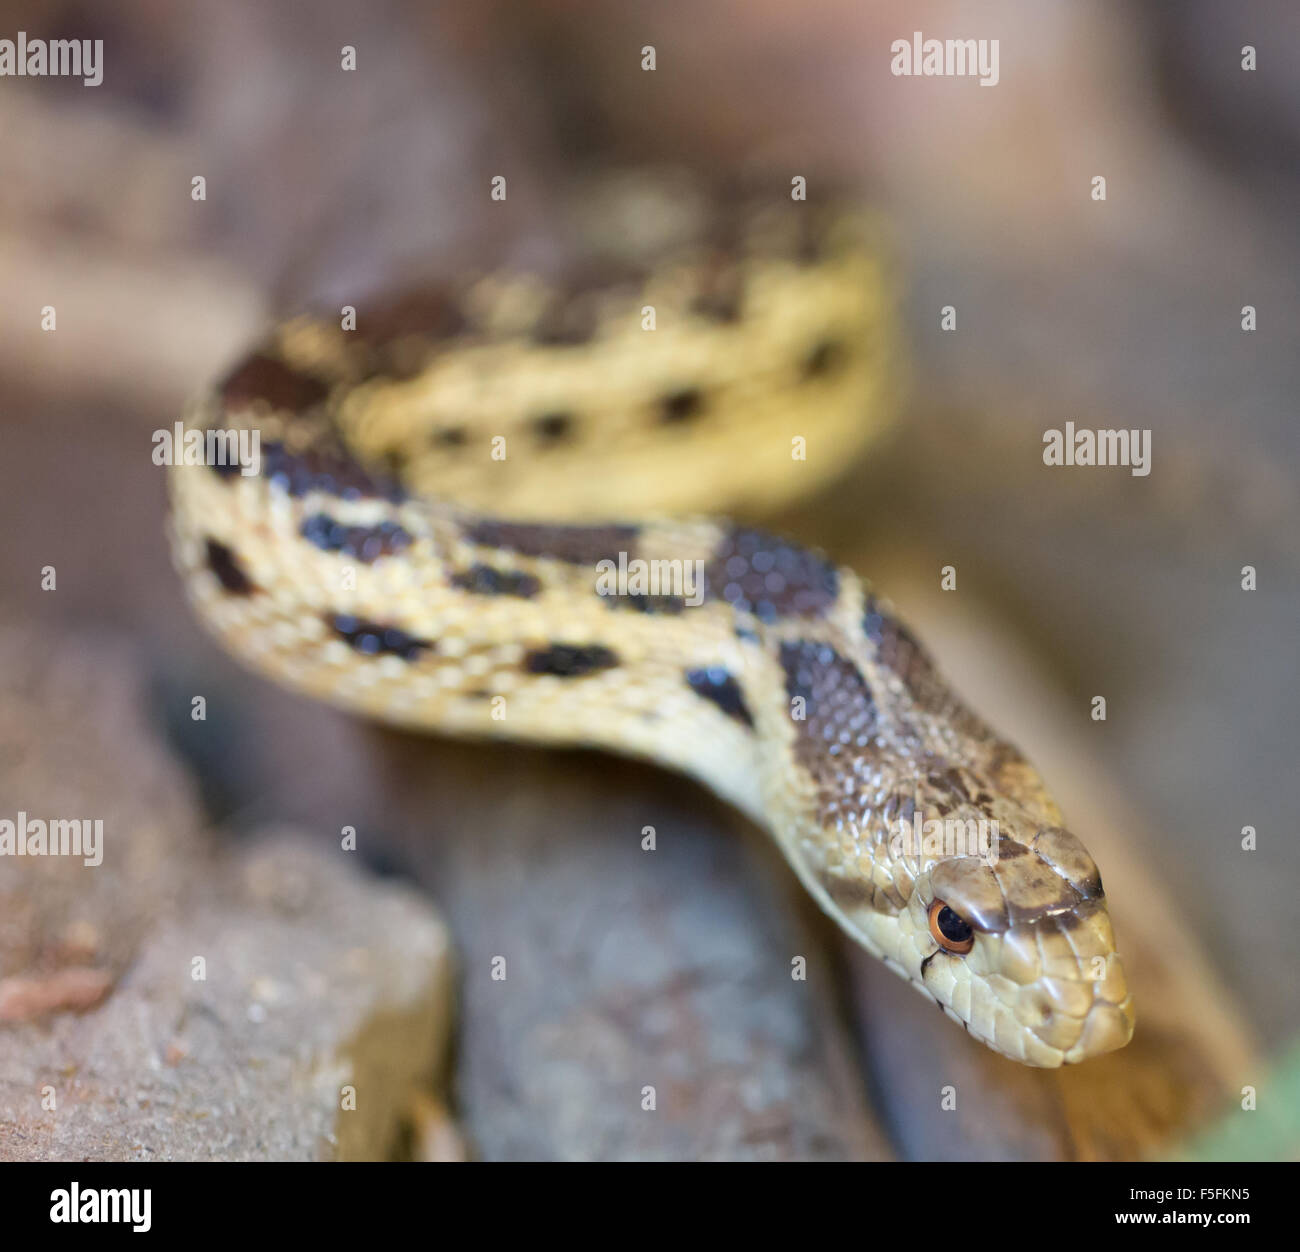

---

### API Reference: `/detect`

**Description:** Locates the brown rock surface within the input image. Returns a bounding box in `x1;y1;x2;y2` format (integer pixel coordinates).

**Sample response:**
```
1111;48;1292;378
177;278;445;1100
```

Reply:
369;733;890;1161
0;626;454;1161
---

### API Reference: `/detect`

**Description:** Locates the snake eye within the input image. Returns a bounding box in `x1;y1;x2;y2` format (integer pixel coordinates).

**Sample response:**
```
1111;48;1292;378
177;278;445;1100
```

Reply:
928;899;975;954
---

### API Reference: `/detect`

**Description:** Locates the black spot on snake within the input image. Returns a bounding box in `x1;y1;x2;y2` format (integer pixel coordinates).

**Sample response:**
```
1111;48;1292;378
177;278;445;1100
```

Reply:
660;388;705;423
329;614;431;661
207;438;247;480
466;519;638;566
801;338;847;380
259;441;407;503
606;593;686;615
381;448;409;479
220;353;329;413
430;425;468;449
685;667;754;728
204;539;256;596
533;412;575;445
524;643;619;678
706;527;839;622
300;514;413;563
450;563;542;599
779;640;877;784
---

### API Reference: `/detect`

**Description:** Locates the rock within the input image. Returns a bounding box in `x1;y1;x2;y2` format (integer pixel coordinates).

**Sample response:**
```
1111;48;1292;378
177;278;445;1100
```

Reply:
366;732;891;1161
0;626;455;1161
0;623;211;996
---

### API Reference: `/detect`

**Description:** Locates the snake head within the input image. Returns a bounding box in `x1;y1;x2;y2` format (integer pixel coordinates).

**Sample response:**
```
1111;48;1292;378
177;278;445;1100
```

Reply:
892;826;1135;1066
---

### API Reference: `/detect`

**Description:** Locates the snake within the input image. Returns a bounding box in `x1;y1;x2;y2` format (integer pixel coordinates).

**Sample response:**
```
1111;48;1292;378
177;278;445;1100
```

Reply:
166;172;1135;1067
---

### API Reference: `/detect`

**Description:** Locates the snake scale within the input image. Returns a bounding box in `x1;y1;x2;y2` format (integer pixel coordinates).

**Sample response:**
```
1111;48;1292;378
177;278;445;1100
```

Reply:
167;174;1135;1066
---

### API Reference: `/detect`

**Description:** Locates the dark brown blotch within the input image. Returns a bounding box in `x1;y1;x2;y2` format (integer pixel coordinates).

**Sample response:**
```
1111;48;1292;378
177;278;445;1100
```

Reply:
381;447;410;479
863;595;938;700
467;519;638;566
220;354;329;413
991;838;1030;860
801;338;847;380
524;643;619;678
532;412;575;445
450;563;541;599
862;595;993;743
208;438;248;480
349;288;469;380
355;288;467;346
999;861;1088;926
300;514;413;563
430;425;468;449
606;592;686;615
660;388;705;423
685;667;754;728
329;613;432;661
780;640;877;775
925;765;973;806
205;538;256;596
261;441;406;503
706;527;839;622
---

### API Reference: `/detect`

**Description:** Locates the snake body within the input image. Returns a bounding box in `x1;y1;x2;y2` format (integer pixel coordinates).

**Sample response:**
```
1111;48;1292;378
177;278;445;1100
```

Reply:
167;178;1134;1066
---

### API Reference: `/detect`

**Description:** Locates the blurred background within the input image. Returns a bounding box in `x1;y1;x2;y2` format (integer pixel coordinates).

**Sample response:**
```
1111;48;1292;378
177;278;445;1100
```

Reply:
0;0;1296;1160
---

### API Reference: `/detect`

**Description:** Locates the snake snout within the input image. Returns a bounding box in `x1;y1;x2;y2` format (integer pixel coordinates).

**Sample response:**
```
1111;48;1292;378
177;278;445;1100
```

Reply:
1006;905;1136;1063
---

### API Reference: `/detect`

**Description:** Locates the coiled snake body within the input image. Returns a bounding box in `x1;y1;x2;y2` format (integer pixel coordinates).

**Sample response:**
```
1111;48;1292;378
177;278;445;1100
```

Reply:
168;178;1135;1066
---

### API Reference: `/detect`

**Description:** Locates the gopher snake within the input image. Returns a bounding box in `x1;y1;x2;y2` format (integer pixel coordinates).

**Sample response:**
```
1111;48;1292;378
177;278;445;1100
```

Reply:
167;175;1134;1066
